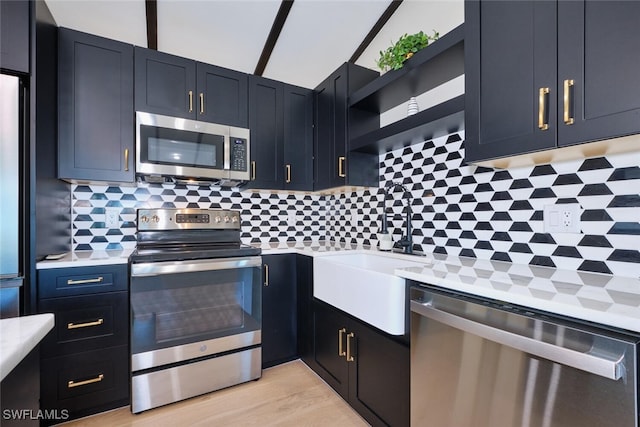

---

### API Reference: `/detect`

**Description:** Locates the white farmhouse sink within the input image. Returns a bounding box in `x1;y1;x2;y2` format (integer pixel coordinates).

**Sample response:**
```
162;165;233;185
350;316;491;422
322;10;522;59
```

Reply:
313;253;427;335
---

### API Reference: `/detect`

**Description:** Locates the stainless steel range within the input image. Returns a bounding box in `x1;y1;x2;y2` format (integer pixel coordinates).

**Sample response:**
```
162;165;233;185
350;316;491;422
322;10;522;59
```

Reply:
129;208;262;413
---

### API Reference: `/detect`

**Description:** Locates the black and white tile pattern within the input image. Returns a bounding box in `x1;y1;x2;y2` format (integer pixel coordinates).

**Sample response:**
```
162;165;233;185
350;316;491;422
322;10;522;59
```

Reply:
71;183;325;251
330;131;640;278
71;131;640;279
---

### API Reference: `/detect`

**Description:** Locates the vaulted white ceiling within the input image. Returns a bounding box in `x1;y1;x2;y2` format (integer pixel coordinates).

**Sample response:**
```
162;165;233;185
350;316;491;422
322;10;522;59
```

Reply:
44;0;463;90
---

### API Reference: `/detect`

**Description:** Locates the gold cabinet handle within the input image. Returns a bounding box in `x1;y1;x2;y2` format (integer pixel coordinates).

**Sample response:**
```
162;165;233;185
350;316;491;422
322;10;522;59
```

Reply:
199;93;204;114
338;328;347;357
563;79;575;125
338;156;346;178
346;332;355;362
188;90;193;112
67;277;103;285
251;161;256;180
68;374;104;388
263;264;269;286
68;319;104;330
124;148;130;171
538;87;550;130
285;164;291;183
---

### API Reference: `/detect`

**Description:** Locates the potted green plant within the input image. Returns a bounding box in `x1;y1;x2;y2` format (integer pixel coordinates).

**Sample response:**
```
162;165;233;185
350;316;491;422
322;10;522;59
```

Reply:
377;30;440;72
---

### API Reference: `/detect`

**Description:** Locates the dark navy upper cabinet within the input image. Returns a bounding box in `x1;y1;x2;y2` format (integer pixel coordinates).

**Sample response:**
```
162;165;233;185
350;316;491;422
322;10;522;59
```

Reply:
314;63;379;191
134;47;196;120
197;62;248;127
464;1;557;163
557;1;640;147
247;75;313;191
58;28;134;182
465;0;640;164
247;76;284;190
283;84;314;191
0;0;30;74
135;47;248;127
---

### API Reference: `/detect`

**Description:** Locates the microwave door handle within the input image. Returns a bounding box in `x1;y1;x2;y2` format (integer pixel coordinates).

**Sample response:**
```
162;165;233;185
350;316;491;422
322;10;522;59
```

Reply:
223;131;231;171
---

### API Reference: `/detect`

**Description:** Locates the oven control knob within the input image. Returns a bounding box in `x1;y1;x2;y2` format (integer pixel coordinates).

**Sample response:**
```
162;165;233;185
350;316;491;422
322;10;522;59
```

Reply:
151;215;160;223
231;216;238;223
140;215;149;223
214;216;221;223
224;215;230;223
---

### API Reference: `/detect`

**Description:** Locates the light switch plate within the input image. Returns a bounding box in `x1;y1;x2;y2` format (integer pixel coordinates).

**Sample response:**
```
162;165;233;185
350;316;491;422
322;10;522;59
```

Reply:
105;208;119;229
543;204;581;233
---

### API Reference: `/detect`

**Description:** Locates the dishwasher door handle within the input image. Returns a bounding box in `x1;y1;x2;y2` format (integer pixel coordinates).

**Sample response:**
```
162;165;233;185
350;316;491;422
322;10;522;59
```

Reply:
411;300;624;381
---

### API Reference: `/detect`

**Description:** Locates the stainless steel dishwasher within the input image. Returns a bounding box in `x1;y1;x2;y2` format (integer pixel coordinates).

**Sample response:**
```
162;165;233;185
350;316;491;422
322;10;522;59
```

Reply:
410;285;639;427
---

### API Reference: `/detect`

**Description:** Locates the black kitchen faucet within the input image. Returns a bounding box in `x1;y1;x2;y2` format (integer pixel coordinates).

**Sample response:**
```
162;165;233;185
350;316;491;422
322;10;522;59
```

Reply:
380;181;413;254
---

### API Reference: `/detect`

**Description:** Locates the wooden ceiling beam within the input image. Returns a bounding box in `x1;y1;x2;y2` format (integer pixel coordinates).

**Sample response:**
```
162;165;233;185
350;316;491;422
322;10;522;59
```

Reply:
145;0;158;50
254;0;294;76
349;0;403;63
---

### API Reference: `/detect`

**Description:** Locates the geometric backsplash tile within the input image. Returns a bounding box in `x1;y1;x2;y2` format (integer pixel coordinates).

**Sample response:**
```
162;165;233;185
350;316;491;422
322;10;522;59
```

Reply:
72;130;640;279
72;183;325;251
328;131;640;279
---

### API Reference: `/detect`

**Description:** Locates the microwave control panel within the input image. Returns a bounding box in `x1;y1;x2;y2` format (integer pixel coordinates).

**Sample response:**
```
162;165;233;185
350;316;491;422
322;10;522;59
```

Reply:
230;138;247;171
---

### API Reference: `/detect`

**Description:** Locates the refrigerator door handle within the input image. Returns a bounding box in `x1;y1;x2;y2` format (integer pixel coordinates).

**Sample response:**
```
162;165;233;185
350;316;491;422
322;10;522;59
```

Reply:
410;300;624;381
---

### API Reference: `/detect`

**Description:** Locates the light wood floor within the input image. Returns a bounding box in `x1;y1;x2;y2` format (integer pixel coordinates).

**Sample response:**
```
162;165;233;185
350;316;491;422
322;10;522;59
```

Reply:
58;360;369;427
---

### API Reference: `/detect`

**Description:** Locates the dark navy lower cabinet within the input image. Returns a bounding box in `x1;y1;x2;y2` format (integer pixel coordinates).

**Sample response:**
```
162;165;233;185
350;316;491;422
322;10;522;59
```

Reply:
312;300;410;427
37;265;129;424
262;254;297;368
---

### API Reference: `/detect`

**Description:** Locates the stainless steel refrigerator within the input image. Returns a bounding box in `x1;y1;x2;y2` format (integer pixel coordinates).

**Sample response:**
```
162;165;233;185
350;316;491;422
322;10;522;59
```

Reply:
0;74;24;318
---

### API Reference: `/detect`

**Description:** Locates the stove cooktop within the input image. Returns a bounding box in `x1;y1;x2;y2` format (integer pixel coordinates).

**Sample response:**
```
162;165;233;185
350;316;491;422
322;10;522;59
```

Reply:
129;243;261;263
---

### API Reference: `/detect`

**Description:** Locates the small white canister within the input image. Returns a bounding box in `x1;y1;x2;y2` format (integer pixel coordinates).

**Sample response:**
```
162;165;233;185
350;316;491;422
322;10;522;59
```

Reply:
379;232;393;251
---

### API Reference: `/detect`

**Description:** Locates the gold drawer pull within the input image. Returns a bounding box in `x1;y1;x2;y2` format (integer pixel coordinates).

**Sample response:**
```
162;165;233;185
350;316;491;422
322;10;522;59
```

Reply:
67;319;104;330
338;156;346;178
68;374;104;388
67;277;103;285
346;332;355;362
251;161;256;181
199;93;205;114
188;90;193;112
538;87;549;130
563;79;575;125
338;328;347;357
285;164;291;183
263;264;269;286
124;148;130;171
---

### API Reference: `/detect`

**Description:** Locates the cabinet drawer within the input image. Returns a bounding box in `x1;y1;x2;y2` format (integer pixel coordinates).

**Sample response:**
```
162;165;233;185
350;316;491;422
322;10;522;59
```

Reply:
39;292;128;356
41;345;129;417
38;265;128;298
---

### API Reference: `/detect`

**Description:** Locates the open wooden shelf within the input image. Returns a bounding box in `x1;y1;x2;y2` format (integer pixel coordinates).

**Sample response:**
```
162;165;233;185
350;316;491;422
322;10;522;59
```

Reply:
349;24;464;113
350;95;465;154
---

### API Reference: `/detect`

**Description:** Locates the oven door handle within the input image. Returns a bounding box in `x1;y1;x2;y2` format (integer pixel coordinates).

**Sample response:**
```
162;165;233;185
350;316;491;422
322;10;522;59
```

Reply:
131;256;262;277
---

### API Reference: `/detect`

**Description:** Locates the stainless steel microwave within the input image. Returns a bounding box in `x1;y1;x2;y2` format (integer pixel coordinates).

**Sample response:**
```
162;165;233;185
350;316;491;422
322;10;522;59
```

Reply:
136;112;250;185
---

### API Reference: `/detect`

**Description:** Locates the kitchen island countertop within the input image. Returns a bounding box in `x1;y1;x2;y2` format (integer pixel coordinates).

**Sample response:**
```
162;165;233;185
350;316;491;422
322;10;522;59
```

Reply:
0;313;54;381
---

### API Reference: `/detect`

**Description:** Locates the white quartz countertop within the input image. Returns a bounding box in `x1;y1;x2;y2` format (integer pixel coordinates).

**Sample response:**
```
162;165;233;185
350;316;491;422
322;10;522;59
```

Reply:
254;240;369;256
34;241;640;334
36;249;134;269
0;313;54;381
393;254;640;334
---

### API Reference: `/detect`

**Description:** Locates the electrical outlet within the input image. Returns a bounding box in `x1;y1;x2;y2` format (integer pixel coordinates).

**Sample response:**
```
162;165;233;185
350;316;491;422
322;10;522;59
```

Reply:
287;211;296;225
543;204;581;233
105;208;119;229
